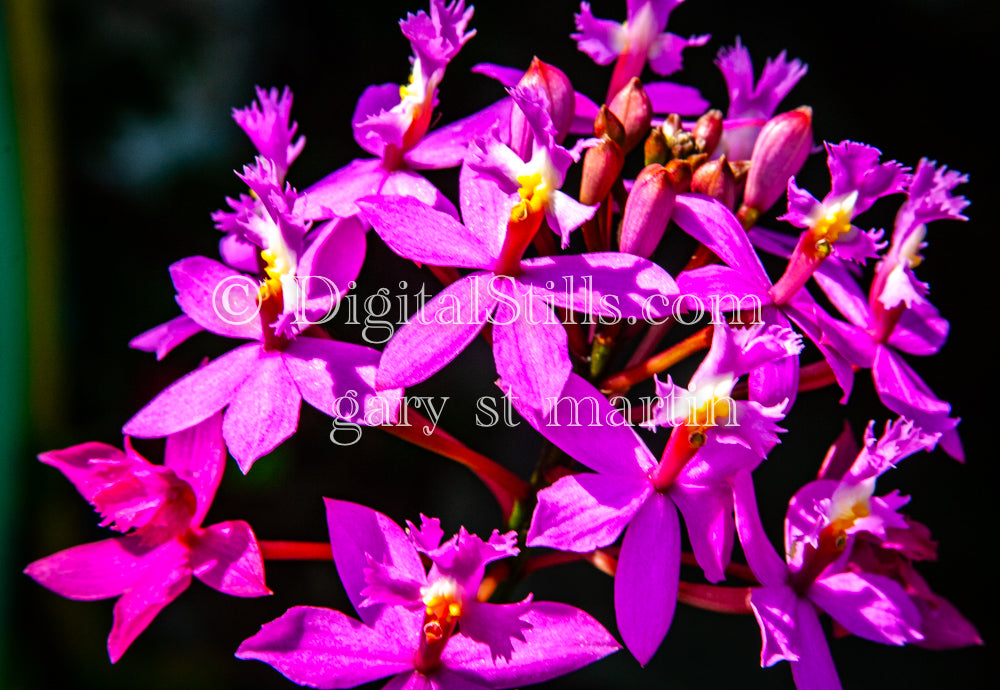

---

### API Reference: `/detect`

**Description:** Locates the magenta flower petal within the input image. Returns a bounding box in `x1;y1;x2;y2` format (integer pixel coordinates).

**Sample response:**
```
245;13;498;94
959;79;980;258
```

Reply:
458;161;508;259
647;31;710;75
163;411;226;525
458;599;533;662
519;252;679;319
789;598;842;690
527;472;652;552
129;314;203;360
218;230;263;274
506;372;657;476
677;264;771;313
232;86;304;177
324;499;427;627
441;601;620;686
189;520;270;597
572;3;626;64
405;99;511;170
716;38;807;160
123;342;258;438
359;195;496;269
492;289;571;417
644;81;710;115
377;274;498;390
381;671;437;690
545;191;597;248
352;83;404;157
749;585;801;666
296;216;367;319
107;539;192;663
826;141;909;215
808;571;923;646
669;481;734;583
779;176;821;229
284;337;400;424
888;301;948;357
615;492;680;666
872;347;961;459
747;308;801;410
223;353;302;472
674;194;772;286
24;536;155;601
236;605;414;687
378;169;460;219
305;158;390;219
170;256;263;341
730;469;788;588
36;441;130;505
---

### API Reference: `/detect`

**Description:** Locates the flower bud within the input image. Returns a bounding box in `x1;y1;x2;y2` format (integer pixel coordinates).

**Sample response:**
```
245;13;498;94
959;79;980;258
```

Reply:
644;128;669;166
619;164;677;258
608;78;652;154
664;159;692;194
692;109;723;158
593;105;626;147
510;57;575;156
743;106;813;214
580;138;625;206
692;156;737;209
661;114;696;160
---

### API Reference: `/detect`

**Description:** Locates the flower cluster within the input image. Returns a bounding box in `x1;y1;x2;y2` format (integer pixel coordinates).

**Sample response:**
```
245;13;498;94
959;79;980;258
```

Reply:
27;1;979;688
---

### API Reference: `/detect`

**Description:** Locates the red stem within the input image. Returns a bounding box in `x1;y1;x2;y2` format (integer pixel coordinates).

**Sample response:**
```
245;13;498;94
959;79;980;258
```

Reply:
260;541;332;561
677;582;753;614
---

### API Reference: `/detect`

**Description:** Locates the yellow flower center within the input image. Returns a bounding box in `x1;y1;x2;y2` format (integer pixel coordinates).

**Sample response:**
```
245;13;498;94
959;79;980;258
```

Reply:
420;578;463;630
510;172;549;223
258;248;289;302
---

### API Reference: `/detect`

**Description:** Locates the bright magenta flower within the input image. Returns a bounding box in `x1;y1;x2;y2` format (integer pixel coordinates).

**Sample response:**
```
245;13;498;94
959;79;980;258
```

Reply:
25;413;271;662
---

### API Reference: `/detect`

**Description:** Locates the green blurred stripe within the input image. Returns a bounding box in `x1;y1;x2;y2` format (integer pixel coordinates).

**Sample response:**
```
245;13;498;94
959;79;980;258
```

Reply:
0;9;28;680
6;0;63;436
3;0;61;676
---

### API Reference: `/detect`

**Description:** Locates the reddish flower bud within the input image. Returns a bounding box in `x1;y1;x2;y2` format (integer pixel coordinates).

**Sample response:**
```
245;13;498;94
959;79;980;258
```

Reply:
510;57;576;156
692;109;723;158
594;105;626;147
692;156;737;210
608;78;652;154
743;106;813;214
619;164;677;258
580;138;625;206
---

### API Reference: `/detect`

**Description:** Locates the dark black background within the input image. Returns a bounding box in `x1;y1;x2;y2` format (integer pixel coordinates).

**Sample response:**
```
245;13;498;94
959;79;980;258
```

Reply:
8;0;996;687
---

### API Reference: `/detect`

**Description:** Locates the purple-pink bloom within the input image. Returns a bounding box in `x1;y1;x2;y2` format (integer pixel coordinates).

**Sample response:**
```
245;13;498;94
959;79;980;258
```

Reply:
236;500;619;688
731;457;924;690
24;413;270;662
306;0;505;220
232;85;305;181
715;38;808;161
573;0;710;104
779;141;910;267
126;165;399;471
518;372;763;665
784;419;937;569
875;158;969;312
467;84;598;246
